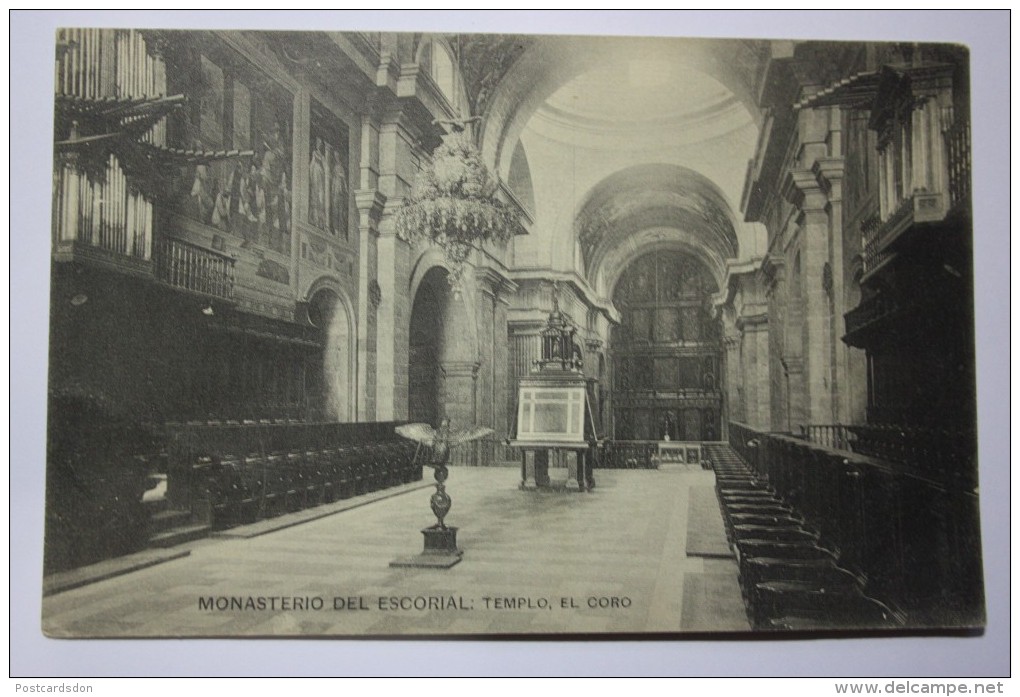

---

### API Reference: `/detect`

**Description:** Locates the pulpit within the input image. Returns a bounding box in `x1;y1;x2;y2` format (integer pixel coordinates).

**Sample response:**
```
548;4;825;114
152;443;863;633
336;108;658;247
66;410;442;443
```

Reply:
508;285;602;491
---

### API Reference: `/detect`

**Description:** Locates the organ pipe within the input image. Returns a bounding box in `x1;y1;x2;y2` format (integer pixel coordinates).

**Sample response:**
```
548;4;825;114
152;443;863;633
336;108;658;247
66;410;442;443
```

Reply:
54;28;168;260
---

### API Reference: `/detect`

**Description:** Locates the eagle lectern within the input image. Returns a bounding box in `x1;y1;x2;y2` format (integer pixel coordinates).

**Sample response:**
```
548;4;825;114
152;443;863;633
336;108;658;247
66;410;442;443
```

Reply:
391;418;492;568
508;287;602;491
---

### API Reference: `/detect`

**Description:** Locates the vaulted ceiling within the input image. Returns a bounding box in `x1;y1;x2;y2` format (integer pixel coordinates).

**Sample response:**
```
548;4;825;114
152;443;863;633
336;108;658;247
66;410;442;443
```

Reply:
575;164;741;290
453;34;766;293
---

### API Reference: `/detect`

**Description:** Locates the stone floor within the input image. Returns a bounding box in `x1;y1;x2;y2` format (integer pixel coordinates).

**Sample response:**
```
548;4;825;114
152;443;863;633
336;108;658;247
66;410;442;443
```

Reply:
41;466;750;637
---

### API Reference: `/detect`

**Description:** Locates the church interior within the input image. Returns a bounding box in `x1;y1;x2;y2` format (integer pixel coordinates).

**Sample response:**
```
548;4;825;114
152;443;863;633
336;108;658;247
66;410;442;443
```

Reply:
38;25;987;639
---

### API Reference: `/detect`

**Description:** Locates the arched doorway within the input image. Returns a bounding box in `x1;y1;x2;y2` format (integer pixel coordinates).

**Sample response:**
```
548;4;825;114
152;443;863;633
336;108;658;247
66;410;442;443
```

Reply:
610;250;722;442
307;287;354;422
408;267;448;426
408;264;479;436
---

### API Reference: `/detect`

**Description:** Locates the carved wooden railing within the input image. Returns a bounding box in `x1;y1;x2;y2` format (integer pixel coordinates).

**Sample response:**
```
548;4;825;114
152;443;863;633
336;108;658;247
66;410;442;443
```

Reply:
860;214;888;274
847;423;976;487
862;200;911;274
946;117;971;209
728;421;983;626
799;422;975;487
844;293;896;337
449;434;519;467
154;236;236;300
801;423;854;451
601;441;660;469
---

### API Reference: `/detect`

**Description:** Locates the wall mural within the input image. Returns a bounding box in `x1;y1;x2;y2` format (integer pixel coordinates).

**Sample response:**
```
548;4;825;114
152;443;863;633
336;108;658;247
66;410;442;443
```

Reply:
308;99;350;240
167;44;294;256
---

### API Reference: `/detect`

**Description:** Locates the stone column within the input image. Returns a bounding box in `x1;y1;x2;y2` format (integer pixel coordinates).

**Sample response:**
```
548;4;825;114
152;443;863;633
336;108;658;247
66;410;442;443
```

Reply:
782;168;834;427
476;268;516;458
372;115;421;420
723;332;741;431
354;188;385;421
738;314;770;431
374;221;411;421
441;360;480;465
816;154;848;423
473;273;497;442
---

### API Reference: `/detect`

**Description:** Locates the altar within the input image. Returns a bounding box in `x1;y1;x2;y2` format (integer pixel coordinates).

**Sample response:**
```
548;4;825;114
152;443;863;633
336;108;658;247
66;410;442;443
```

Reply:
653;441;703;467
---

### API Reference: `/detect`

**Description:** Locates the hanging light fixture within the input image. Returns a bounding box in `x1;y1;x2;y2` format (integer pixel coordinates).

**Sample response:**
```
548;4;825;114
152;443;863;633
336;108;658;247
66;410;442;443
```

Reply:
395;119;523;293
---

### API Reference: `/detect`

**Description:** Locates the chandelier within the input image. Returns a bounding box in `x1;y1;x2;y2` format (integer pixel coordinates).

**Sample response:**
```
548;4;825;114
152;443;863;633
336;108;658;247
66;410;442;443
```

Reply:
395;124;523;291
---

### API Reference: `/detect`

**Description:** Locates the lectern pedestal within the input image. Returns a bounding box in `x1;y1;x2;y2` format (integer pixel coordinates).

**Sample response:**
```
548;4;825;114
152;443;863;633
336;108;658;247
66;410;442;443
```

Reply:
390;525;463;568
514;441;595;492
521;450;551;489
508;287;602;494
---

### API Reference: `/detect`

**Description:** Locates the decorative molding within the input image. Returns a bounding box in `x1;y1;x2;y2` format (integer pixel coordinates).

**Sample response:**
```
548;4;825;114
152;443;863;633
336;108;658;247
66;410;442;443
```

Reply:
507;319;548;335
736;312;769;332
509;269;619;324
781;167;824;210
255;258;291;285
354;189;388;236
759;253;787;292
375;50;401;92
812;157;846;199
715;255;766;310
440;361;481;380
781;356;805;374
475;265;518;301
299;230;354;275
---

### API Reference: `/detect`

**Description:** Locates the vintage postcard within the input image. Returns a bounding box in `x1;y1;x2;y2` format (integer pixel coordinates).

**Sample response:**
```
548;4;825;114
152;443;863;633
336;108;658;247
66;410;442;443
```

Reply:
40;22;985;639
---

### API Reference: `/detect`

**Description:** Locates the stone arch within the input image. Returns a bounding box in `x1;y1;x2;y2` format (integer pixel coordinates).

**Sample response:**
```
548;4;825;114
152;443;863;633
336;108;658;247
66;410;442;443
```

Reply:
600;231;729;302
574;164;742;296
507;139;536;218
478;35;767;179
409;247;454;307
407;259;479;429
304;277;357;422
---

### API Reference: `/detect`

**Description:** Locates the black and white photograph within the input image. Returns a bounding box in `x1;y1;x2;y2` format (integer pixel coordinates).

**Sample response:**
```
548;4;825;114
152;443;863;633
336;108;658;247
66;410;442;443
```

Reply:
13;10;1010;676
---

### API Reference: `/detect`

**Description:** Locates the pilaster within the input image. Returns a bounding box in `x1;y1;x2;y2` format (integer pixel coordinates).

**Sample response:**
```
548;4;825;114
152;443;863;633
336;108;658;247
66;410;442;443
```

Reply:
371;106;426;420
815;155;849;423
476;267;517;440
441;360;481;441
354;188;386;420
736;313;770;432
782;164;834;427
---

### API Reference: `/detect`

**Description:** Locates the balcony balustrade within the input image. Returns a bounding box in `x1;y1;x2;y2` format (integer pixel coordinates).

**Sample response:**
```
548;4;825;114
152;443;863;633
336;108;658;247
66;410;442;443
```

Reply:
946;117;971;209
154;236;236;300
863;116;971;277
